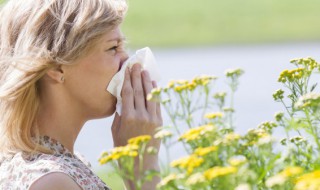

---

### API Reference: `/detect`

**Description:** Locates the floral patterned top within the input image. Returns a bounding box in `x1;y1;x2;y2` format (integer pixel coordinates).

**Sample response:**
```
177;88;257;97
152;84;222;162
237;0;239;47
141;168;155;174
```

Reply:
0;136;110;190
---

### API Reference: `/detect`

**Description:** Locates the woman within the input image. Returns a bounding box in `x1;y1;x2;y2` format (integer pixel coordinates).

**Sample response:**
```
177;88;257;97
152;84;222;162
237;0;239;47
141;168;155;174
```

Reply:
0;0;162;189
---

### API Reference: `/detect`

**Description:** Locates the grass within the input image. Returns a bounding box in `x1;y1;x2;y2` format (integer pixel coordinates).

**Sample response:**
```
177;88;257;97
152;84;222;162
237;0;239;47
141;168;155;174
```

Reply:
96;168;125;190
122;0;320;47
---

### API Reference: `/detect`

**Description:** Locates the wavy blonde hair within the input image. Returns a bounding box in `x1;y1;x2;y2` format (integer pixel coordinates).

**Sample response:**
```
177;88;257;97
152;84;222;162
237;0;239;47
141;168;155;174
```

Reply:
0;0;127;154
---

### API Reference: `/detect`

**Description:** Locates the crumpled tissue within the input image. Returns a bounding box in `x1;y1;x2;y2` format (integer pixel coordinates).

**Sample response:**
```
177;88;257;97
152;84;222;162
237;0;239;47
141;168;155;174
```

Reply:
106;47;161;115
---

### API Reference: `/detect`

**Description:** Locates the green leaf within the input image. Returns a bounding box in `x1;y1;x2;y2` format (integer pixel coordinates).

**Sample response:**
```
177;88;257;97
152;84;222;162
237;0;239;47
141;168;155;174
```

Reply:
311;83;318;92
142;169;160;183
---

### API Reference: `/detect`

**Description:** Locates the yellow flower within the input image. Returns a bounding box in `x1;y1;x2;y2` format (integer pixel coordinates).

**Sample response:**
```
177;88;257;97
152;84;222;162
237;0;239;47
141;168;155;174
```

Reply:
174;85;186;93
204;112;224;119
171;155;204;174
204;166;237;180
224;133;241;142
154;130;173;139
194;146;218;156
280;166;303;177
176;80;189;85
98;144;139;164
294;170;320;190
192;75;217;86
290;57;318;71
179;124;216;142
187;82;197;91
167;80;175;88
266;166;303;188
278;68;304;83
128;135;151;146
228;156;247;167
186;172;206;186
98;152;112;165
151;87;162;95
157;173;181;188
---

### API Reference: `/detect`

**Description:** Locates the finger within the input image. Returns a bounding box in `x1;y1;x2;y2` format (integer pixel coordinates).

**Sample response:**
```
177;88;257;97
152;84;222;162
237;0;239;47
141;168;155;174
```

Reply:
121;67;134;114
142;70;156;114
131;64;145;110
152;81;162;118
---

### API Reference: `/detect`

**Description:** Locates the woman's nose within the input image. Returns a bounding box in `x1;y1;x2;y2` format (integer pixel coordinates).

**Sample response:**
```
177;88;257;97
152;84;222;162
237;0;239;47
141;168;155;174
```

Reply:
120;51;129;63
119;51;129;70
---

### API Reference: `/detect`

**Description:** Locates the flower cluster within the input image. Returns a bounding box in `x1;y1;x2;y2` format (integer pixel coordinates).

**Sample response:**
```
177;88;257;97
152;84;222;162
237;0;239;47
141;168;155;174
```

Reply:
295;170;320;190
179;124;216;142
172;75;217;92
170;154;204;174
295;92;320;110
225;68;244;78
99;135;152;165
204;112;224;119
128;135;151;146
278;68;304;83
290;57;319;72
99;144;139;165
204;166;237;180
266;166;303;188
272;89;284;101
100;56;320;190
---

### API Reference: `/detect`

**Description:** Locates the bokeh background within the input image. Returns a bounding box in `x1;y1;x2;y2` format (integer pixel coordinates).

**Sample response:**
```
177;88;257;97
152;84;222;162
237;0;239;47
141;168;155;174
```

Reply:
122;0;320;47
2;0;320;189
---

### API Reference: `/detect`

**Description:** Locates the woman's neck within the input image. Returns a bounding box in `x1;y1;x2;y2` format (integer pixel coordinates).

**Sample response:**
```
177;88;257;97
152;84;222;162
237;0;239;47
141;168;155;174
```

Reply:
37;90;86;153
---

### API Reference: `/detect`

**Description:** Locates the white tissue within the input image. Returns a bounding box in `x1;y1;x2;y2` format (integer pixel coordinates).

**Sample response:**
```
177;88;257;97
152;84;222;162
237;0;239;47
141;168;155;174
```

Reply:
106;47;161;115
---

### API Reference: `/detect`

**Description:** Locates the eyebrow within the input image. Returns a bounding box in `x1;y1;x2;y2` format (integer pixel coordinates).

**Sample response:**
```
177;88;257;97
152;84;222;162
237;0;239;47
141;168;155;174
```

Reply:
106;36;126;43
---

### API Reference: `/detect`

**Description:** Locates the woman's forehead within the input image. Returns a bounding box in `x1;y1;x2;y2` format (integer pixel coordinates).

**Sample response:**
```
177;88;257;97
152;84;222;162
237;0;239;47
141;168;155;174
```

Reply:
104;27;125;43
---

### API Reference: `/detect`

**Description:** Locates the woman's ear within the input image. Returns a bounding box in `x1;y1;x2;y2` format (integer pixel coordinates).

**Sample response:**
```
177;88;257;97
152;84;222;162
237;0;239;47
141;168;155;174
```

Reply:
46;65;65;83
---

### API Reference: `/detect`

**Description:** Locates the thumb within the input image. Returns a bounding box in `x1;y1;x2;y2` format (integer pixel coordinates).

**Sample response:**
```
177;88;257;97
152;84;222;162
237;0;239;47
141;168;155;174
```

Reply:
111;112;121;136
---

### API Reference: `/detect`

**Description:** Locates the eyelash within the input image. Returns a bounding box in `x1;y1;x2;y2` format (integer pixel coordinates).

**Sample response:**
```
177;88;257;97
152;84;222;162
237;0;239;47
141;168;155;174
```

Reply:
109;46;118;51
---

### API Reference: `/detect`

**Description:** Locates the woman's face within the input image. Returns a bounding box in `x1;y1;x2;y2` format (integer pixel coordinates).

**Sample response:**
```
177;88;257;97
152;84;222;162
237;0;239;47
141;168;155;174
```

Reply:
64;26;128;119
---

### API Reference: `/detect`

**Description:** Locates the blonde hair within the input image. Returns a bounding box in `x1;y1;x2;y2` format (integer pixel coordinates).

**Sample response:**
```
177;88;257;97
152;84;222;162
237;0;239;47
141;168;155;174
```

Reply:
0;0;127;154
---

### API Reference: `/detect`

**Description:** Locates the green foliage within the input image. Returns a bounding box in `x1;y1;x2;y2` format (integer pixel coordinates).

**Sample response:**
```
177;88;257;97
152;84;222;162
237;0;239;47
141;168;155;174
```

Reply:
122;0;320;47
96;169;125;190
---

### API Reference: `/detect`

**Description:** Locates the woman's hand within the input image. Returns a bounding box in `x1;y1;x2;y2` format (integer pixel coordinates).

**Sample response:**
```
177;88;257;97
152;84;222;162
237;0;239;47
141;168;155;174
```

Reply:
111;63;162;148
111;64;162;190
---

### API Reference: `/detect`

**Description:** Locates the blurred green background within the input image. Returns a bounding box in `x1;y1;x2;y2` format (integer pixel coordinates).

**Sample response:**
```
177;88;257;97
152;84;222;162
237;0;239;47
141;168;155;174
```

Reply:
1;0;320;47
122;0;320;47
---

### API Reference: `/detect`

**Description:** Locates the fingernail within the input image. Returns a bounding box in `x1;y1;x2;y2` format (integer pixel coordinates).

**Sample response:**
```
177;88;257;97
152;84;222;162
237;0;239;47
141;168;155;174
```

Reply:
133;63;142;71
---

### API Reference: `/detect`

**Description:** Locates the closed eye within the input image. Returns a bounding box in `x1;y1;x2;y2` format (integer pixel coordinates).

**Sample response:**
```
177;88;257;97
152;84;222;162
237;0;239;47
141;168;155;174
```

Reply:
108;46;118;51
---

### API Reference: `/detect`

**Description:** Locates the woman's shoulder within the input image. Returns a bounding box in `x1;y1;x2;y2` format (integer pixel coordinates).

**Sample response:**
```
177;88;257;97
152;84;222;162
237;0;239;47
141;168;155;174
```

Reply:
29;172;82;190
0;152;74;189
0;151;109;190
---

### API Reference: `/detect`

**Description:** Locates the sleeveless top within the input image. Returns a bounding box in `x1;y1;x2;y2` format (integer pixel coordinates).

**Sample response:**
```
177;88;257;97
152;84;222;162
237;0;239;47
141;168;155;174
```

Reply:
0;136;110;190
